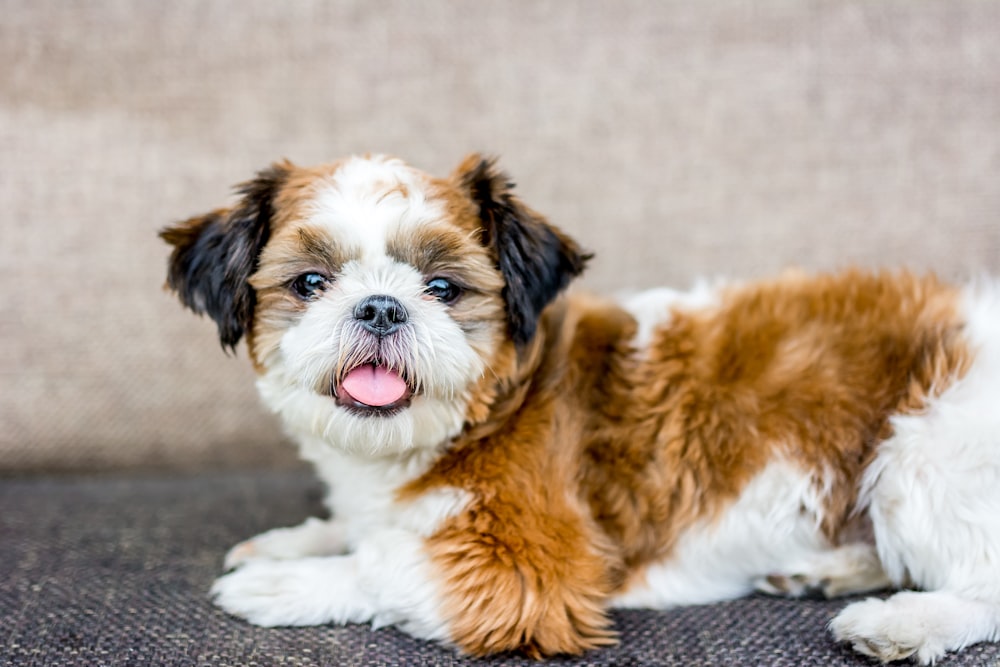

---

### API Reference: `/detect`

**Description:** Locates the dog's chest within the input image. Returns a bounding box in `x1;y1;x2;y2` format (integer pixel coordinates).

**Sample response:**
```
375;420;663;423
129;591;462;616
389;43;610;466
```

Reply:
309;444;469;546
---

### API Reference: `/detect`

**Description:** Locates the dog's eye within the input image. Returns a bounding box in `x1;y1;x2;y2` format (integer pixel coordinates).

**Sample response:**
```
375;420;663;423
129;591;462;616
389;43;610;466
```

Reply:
425;277;462;304
291;273;330;300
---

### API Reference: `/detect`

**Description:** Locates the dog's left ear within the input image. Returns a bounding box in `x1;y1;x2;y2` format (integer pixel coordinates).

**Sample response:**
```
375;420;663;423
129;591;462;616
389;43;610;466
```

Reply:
160;162;290;351
455;155;592;347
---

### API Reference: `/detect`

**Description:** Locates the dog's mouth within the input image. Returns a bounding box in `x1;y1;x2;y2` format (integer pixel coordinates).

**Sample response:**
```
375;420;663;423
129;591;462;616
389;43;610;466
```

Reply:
332;363;414;416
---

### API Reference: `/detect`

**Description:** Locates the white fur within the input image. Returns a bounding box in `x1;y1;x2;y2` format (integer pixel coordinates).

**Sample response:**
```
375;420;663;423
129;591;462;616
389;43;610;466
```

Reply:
213;156;481;642
308;155;443;260
622;280;722;351
213;445;470;641
211;530;455;641
256;255;482;456
224;516;347;569
831;282;1000;662
755;543;890;599
306;444;470;548
613;281;1000;663
830;592;1000;664
611;459;843;607
254;156;490;457
211;157;1000;662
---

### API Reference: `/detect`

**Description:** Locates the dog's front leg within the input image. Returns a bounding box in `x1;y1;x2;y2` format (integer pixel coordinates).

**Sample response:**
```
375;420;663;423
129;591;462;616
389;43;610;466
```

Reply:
211;528;452;641
211;553;375;627
223;516;348;570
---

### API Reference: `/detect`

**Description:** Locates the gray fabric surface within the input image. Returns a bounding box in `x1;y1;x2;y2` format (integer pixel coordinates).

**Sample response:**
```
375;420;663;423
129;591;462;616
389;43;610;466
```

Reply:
3;470;1000;666
4;1;1000;472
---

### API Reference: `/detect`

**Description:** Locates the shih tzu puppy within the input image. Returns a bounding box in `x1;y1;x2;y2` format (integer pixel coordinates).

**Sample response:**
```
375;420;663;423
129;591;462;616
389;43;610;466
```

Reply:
162;154;1000;663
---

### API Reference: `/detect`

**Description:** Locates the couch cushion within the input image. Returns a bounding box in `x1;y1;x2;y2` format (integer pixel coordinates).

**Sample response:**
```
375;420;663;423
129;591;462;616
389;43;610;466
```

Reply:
5;469;998;666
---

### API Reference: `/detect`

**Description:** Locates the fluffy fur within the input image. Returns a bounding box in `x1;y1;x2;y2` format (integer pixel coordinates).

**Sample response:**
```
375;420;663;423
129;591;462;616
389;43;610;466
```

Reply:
162;154;1000;663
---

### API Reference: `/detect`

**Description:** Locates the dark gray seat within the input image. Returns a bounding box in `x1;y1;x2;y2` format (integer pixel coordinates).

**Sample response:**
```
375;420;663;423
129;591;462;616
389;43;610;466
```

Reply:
4;469;997;666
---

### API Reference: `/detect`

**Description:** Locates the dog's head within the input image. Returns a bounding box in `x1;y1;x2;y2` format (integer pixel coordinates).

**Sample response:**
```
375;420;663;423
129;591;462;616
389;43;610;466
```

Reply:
161;154;589;455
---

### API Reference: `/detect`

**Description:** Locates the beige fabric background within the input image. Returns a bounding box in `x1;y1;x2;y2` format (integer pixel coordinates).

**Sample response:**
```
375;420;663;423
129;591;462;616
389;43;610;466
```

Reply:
3;1;999;473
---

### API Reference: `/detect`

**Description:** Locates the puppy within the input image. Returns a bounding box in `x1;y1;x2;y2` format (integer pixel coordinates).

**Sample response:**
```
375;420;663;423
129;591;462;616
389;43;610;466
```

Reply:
162;154;1000;663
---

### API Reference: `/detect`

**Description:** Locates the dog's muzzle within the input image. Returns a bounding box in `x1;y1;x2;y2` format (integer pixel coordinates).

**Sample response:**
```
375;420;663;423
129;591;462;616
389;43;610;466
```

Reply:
331;295;414;415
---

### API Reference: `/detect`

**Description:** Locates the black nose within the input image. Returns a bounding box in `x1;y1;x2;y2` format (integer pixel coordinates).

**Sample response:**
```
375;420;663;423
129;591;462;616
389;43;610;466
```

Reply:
354;295;408;336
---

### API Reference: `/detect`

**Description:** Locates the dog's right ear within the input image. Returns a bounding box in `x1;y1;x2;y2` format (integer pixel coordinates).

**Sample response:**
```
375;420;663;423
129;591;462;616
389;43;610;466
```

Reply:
160;162;290;351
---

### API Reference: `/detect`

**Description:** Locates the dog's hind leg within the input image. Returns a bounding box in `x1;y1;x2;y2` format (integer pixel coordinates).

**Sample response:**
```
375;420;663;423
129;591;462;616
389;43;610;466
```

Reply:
755;542;891;599
831;286;1000;663
830;450;1000;666
830;444;1000;665
831;591;1000;663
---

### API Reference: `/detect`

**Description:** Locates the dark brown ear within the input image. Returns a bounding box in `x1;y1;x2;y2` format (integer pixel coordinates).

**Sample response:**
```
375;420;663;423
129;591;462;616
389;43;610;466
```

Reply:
160;163;290;351
455;155;591;346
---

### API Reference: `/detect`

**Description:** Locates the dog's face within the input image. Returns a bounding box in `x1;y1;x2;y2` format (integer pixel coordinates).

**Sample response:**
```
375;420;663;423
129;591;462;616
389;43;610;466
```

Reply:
162;155;588;456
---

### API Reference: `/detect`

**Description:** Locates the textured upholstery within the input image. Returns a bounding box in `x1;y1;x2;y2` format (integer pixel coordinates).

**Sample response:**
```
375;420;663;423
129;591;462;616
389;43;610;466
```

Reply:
5;469;999;666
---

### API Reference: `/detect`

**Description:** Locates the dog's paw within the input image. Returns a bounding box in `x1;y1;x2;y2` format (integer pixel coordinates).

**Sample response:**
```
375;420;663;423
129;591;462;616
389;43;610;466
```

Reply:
755;573;826;599
211;557;372;627
224;517;347;570
757;544;891;600
830;597;944;665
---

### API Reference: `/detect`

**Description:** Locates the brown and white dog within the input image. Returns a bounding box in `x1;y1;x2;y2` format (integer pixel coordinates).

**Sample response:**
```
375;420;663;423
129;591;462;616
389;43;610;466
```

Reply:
162;154;1000;663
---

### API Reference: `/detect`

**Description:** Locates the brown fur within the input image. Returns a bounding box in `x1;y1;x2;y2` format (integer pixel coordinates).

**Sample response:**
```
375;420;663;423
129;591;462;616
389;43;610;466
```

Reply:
247;173;513;401
162;155;974;659
405;269;970;656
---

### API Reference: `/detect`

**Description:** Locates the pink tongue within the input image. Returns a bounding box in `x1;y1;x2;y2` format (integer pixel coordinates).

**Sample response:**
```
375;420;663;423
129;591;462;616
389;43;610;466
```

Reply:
340;365;408;407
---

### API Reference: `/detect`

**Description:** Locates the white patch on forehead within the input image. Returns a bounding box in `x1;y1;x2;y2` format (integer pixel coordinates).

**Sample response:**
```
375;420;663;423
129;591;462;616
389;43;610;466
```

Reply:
307;156;445;261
